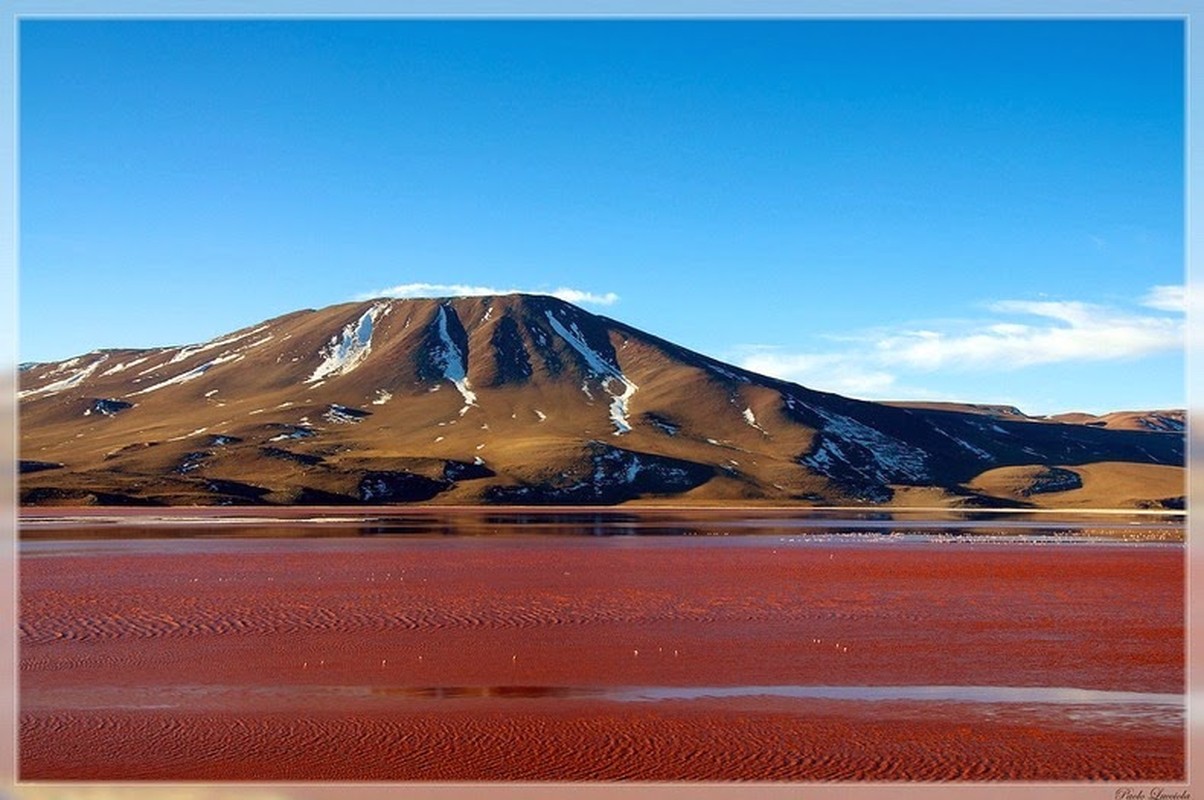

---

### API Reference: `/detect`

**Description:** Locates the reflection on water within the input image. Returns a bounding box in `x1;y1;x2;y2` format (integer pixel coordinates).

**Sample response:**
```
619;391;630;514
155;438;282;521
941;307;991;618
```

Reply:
360;683;1184;729
364;682;1182;707
372;685;600;700
359;682;1183;707
19;507;1185;543
611;684;1183;707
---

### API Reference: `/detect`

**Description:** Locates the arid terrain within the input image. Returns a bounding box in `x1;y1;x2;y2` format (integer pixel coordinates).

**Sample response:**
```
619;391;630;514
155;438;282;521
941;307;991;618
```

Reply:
19;294;1185;509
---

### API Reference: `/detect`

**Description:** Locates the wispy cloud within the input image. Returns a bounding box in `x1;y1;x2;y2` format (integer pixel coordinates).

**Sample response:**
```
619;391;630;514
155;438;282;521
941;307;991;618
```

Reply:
1141;284;1187;313
876;299;1183;371
359;282;619;306
548;287;621;306
734;286;1185;399
736;350;902;398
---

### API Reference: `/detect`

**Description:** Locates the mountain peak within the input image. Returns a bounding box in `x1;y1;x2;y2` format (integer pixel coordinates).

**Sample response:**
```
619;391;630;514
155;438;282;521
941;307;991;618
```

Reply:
19;296;1185;509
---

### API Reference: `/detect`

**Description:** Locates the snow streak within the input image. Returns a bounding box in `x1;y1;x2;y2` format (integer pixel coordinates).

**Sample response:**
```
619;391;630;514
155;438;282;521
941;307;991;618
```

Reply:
19;354;110;399
130;353;245;396
168;325;271;366
743;407;768;434
433;305;477;413
306;302;389;384
797;402;930;484
544;310;638;435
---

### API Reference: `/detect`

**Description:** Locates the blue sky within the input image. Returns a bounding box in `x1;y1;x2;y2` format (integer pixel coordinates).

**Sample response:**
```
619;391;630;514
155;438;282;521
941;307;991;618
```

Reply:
19;18;1185;415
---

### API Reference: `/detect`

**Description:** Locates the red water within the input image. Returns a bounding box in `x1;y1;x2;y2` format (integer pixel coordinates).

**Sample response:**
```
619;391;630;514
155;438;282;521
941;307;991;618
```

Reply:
20;534;1184;780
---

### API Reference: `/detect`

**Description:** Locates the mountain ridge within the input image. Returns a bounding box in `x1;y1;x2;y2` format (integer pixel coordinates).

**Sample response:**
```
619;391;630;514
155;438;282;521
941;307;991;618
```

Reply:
18;293;1185;509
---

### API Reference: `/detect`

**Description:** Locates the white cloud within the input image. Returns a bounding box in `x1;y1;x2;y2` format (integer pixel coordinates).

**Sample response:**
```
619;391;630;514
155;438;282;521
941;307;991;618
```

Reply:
358;282;619;306
737;350;900;397
734;286;1185;400
1141;284;1187;313
882;300;1181;371
548;287;620;306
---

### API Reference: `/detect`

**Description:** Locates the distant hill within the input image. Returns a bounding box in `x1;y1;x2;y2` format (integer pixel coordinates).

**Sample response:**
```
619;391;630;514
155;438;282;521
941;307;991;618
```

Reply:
887;401;1185;433
19;294;1184;509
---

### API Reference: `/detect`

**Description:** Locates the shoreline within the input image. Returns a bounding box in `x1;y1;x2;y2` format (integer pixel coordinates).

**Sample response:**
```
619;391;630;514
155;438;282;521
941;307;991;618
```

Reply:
17;502;1188;522
17;503;1186;543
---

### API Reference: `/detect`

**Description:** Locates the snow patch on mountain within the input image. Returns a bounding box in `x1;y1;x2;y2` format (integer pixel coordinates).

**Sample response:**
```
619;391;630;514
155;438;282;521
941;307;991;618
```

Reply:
268;424;315;442
708;361;749;383
800;404;930;484
545;310;638;435
167;427;208;442
19;354;110;399
83;398;133;418
43;356;82;376
243;335;274;350
100;356;149;377
130;353;244;396
306;303;387;384
135;351;181;377
372;389;393;406
323;404;371;425
742;407;768;434
432;305;478;412
931;424;993;461
168;324;271;366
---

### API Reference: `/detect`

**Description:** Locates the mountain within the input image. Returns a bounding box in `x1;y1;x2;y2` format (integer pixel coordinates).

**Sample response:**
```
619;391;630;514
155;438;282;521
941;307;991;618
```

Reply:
886;401;1186;433
18;294;1185;509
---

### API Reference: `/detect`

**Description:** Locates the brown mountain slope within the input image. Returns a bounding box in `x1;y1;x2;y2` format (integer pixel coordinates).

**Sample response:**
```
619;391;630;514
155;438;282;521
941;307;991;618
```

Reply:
18;294;1185;509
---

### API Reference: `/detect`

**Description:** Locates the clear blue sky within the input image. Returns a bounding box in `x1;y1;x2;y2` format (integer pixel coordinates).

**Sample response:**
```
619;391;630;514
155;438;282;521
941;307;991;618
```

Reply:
19;18;1185;415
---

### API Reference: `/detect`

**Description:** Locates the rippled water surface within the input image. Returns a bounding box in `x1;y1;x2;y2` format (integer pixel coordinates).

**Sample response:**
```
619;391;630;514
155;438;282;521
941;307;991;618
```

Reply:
19;514;1185;781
